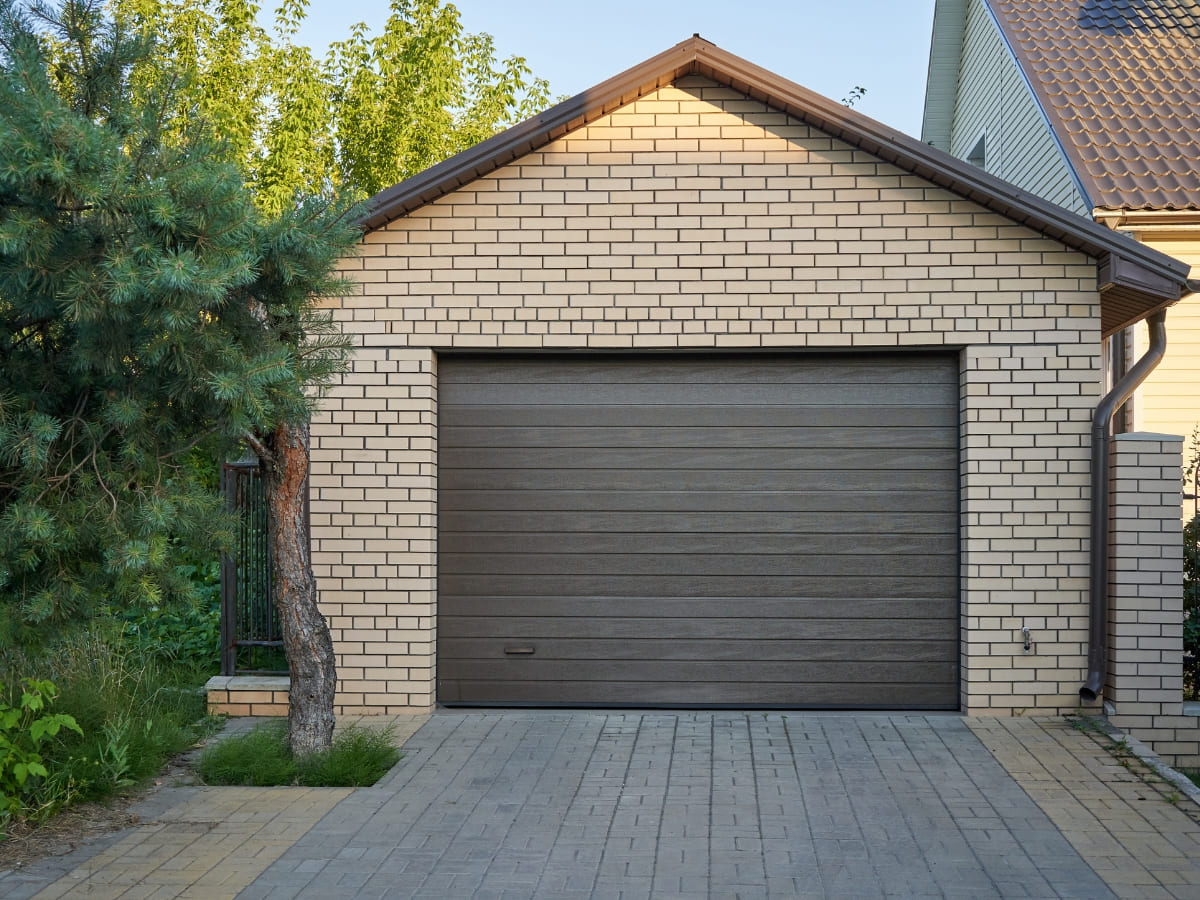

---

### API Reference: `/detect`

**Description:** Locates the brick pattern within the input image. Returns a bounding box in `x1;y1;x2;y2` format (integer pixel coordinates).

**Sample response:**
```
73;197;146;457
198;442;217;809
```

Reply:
317;74;1104;714
206;677;291;717
1107;433;1200;765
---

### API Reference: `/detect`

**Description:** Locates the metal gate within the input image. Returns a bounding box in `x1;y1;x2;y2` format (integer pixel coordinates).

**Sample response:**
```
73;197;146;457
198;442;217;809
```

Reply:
219;457;286;675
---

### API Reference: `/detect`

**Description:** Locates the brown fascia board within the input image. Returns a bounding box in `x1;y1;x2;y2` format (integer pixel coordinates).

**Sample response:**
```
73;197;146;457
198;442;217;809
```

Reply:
357;35;1190;335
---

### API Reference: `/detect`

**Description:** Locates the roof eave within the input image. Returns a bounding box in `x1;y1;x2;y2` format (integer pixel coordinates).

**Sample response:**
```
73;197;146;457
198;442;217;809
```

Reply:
1099;253;1188;336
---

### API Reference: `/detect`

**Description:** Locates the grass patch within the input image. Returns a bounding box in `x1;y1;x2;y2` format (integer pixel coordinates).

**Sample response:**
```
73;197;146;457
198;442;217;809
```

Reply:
0;626;219;831
199;721;400;787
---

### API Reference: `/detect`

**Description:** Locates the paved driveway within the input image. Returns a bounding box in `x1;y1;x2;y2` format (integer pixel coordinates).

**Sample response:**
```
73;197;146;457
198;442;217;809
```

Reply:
12;711;1200;899
244;712;1111;899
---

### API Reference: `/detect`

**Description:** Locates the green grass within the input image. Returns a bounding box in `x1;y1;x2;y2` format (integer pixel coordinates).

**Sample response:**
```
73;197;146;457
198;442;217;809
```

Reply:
199;721;400;787
0;625;220;826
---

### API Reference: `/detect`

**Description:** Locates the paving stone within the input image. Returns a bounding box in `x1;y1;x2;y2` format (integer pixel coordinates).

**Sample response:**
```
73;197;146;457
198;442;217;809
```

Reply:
10;712;1200;897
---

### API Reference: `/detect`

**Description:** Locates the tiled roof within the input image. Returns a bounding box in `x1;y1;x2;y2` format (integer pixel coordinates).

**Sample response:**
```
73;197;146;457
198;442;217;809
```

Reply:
989;0;1200;212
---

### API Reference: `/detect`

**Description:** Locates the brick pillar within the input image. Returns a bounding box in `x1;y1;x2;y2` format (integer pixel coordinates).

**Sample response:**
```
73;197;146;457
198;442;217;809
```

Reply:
1107;432;1200;764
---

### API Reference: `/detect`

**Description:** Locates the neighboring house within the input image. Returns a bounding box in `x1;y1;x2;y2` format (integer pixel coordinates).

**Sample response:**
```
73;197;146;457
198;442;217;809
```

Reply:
922;0;1200;453
212;37;1200;760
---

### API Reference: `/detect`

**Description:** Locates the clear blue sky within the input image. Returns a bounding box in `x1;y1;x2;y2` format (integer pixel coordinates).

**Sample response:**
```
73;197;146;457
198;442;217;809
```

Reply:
292;1;938;138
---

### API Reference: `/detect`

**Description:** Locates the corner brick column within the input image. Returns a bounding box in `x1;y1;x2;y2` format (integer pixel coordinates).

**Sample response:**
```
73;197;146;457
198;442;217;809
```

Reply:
1107;432;1200;765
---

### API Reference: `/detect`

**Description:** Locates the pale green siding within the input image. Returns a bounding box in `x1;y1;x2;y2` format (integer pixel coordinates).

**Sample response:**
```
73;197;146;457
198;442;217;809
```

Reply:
950;0;1089;214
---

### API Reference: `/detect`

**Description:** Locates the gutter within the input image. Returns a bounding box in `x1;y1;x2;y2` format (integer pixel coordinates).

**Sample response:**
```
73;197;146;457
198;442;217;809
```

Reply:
1080;310;1168;702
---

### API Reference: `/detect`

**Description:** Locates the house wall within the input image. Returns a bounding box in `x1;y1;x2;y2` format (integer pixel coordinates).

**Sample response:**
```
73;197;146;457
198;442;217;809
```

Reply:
315;74;1103;715
949;0;1089;215
1128;230;1200;469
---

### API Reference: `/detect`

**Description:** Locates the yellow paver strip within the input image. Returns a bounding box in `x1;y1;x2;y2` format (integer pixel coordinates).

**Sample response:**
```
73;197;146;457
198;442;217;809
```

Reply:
968;717;1200;900
31;786;350;900
31;713;429;900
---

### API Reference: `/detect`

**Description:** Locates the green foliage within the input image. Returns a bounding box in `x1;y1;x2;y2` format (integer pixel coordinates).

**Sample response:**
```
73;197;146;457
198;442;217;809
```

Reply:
0;627;215;826
199;720;399;787
0;0;359;636
113;0;552;211
1184;435;1199;699
113;571;221;671
0;678;82;827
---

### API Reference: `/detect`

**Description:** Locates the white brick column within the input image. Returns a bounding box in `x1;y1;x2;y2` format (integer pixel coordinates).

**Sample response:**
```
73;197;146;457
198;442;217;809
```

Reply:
1107;432;1200;764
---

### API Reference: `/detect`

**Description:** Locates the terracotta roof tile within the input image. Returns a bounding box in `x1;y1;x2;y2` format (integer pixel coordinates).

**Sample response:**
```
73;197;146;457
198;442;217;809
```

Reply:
990;0;1200;211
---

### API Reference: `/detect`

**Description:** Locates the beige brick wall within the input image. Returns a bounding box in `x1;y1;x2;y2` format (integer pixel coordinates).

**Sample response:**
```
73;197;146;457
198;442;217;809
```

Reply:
1106;433;1200;766
206;677;290;717
316;74;1104;715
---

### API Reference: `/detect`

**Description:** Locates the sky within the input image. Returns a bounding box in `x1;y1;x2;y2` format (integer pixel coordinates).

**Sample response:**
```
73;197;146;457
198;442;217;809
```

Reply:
290;1;939;138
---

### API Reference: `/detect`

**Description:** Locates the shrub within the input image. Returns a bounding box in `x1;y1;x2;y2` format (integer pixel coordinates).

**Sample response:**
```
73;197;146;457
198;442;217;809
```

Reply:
0;679;82;831
199;721;399;787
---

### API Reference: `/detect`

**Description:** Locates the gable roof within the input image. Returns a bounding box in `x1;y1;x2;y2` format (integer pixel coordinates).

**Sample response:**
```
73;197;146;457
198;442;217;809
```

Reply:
924;0;1200;213
360;35;1191;336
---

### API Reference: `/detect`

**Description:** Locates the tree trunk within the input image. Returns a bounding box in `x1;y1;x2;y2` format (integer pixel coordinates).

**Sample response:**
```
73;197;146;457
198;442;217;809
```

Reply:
262;420;336;757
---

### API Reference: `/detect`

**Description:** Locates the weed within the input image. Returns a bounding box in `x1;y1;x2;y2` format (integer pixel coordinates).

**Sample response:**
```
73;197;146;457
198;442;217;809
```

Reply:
199;721;400;787
1167;791;1182;805
0;626;216;827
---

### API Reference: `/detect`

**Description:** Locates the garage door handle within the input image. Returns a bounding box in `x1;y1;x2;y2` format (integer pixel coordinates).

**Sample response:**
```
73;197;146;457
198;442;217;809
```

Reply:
504;646;535;655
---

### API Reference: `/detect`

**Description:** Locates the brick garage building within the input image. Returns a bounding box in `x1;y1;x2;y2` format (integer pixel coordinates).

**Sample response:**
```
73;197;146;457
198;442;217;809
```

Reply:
293;38;1193;727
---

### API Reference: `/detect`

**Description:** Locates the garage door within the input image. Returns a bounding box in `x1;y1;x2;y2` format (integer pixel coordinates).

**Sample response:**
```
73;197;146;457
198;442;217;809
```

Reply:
437;354;959;708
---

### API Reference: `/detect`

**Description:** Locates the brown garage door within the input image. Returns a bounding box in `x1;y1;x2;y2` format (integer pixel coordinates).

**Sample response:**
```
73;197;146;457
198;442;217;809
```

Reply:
437;354;959;708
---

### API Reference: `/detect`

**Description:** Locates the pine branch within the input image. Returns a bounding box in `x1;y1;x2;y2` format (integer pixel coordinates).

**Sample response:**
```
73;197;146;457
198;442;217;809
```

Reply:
241;429;273;465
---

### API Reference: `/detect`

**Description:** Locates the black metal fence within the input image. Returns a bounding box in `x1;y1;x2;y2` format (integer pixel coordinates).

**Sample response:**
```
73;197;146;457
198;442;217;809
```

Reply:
219;458;287;676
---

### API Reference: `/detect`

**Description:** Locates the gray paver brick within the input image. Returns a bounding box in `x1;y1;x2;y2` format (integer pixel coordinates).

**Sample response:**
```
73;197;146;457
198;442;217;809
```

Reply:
232;711;1121;899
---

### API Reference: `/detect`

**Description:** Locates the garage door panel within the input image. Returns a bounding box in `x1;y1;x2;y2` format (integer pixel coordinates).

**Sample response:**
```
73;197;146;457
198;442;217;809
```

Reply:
441;614;955;643
441;574;958;600
441;680;957;709
440;511;958;535
441;381;953;408
443;423;954;450
442;446;956;471
441;531;953;556
445;405;956;429
442;596;957;620
442;658;956;684
444;468;955;492
440;638;959;662
441;618;957;642
437;353;959;708
441;552;955;578
441;357;956;388
440;489;959;515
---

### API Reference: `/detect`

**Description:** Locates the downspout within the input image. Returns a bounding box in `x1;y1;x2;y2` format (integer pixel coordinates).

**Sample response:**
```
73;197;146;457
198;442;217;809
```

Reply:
1080;310;1168;702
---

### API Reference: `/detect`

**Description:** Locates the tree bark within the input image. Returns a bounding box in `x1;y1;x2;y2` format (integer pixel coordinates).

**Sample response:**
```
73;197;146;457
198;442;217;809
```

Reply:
262;420;336;757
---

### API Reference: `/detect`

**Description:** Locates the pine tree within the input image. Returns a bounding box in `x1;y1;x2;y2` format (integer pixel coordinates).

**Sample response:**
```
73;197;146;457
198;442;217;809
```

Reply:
0;0;357;754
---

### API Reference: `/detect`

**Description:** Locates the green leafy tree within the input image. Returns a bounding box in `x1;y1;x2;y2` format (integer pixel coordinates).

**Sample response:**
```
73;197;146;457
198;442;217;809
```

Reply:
0;0;358;754
113;0;552;211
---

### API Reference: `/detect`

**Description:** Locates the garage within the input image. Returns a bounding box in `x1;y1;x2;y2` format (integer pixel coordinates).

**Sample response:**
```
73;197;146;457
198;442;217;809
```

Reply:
437;353;959;708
